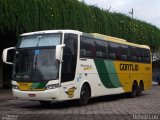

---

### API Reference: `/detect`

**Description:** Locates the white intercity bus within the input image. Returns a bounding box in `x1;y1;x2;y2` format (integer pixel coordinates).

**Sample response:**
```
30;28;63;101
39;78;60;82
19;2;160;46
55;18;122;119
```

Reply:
2;30;152;105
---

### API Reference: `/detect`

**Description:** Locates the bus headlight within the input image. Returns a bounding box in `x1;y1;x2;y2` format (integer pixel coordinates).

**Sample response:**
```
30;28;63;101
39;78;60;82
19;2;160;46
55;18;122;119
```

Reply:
45;84;60;90
12;84;19;89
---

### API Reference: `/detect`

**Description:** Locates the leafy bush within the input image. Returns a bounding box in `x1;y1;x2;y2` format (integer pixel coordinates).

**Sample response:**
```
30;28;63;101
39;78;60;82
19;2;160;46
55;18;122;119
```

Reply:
0;0;160;50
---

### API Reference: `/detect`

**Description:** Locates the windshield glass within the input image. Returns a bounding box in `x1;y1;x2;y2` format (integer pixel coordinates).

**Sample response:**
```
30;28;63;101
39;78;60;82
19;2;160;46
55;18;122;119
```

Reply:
18;33;61;48
14;48;59;82
14;33;61;82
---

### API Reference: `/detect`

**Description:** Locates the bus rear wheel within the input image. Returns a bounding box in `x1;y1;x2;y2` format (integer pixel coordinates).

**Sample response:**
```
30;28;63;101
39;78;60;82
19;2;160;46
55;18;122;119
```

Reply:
138;81;144;95
130;82;138;98
79;85;90;106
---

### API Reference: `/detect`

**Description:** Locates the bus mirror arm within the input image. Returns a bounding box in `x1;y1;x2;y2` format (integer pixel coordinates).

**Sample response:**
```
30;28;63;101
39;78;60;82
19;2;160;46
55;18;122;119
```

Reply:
56;44;65;62
2;47;15;65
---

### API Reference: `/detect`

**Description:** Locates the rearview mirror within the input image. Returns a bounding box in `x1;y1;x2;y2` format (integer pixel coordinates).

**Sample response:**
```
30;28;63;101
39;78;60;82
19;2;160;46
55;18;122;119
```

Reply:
55;44;65;61
2;47;15;65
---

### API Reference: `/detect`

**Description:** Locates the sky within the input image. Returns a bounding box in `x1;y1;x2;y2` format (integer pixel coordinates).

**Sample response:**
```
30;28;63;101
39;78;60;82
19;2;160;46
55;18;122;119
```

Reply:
79;0;160;28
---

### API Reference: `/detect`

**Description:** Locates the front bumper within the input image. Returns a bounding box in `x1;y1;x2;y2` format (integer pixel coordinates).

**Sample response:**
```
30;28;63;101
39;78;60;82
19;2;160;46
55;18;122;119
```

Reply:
12;88;60;101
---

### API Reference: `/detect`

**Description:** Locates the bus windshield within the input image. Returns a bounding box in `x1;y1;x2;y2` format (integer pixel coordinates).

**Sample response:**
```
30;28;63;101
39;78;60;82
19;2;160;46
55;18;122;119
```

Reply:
13;33;61;82
18;33;61;48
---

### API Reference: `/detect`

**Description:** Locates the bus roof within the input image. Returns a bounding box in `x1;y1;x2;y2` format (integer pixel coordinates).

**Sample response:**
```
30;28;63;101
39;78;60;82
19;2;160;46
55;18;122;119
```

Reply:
20;30;82;36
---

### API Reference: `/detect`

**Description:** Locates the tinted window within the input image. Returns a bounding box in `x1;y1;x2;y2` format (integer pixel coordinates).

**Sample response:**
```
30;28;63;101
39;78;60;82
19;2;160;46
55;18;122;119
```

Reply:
130;46;146;62
108;42;120;60
130;46;137;61
137;48;143;62
61;34;78;83
95;40;106;58
144;49;151;63
119;44;129;60
80;36;95;58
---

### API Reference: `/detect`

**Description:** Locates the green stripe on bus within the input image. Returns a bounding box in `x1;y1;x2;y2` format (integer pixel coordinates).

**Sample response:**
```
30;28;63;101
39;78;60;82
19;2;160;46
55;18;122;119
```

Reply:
94;60;122;88
104;61;121;87
94;59;115;88
31;83;40;89
36;82;47;89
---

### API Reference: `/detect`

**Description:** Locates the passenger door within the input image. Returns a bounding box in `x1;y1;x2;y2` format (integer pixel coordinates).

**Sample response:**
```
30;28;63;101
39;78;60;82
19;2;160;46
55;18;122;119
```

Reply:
60;33;78;100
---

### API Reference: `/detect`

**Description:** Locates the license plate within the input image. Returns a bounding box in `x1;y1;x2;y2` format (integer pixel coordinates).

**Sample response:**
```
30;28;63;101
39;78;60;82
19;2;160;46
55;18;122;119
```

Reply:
28;94;36;97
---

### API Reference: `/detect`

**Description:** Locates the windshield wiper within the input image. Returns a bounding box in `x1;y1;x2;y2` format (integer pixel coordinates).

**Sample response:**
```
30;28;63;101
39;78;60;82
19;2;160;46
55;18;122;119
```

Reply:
34;54;38;72
36;36;42;47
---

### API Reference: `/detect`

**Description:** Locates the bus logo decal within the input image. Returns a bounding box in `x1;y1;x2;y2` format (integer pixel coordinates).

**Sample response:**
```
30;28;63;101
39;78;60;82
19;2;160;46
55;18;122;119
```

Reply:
81;64;94;70
120;64;139;71
65;87;77;98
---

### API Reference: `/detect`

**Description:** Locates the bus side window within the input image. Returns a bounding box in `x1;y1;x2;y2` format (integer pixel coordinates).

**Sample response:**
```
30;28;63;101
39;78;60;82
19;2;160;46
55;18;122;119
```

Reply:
109;53;116;59
108;42;120;60
137;48;143;62
120;44;129;61
95;40;106;58
143;49;151;63
61;34;78;83
80;36;95;58
80;49;86;56
130;46;137;61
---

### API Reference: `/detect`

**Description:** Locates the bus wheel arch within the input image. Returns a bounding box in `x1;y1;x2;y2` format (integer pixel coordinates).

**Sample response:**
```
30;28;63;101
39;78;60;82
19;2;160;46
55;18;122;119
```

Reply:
79;82;91;106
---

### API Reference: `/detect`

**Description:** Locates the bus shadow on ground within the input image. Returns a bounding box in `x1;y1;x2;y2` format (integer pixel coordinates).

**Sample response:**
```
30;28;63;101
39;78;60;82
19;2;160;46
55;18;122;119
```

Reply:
90;93;147;104
21;93;148;110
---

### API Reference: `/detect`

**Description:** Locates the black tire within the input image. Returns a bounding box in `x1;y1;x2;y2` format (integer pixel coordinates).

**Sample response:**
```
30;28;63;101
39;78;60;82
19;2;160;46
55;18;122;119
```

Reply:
79;85;90;106
39;101;51;106
139;82;144;95
130;82;138;98
158;82;160;85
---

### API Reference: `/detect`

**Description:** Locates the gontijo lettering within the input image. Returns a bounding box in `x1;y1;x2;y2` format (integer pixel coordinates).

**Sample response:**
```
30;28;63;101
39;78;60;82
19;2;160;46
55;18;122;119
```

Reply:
120;64;139;71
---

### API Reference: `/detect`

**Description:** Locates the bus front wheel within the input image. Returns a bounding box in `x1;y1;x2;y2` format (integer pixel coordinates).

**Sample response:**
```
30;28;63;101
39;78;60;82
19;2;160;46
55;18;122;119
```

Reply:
79;85;90;106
